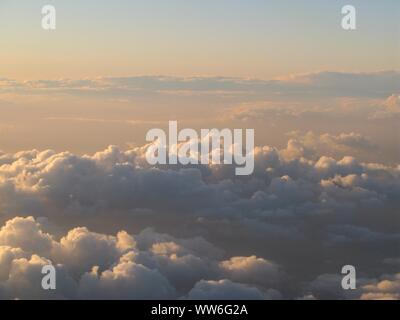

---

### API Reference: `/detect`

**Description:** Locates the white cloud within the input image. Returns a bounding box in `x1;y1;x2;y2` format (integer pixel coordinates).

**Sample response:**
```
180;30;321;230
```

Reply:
53;227;135;276
220;256;281;287
78;253;176;300
0;133;398;299
0;216;55;257
0;216;287;299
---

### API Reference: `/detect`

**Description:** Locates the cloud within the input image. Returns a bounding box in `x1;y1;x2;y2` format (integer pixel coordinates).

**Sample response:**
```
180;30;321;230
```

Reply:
280;132;377;160
219;256;281;287
306;272;400;300
0;133;398;299
187;279;281;300
368;94;400;119
383;94;400;112
229;90;400;139
277;71;399;98
78;253;177;300
306;274;360;300
0;216;55;257
360;274;400;300
53;228;135;276
0;246;27;281
0;136;397;219
1;71;399;100
1;213;396;300
0;216;287;299
0;254;77;300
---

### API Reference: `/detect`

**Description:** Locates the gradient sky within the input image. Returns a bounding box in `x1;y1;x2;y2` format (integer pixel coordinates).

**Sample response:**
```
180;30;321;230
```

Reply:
0;1;399;157
0;0;399;79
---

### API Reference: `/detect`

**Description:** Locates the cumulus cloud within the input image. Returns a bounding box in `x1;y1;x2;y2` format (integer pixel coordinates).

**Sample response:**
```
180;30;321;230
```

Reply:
280;131;377;160
383;94;400;112
0;254;77;300
0;246;27;281
0;136;398;219
306;271;400;301
360;274;400;300
2;71;398;167
0;216;55;257
0;134;398;299
78;253;176;300
0;216;287;299
219;256;281;287
53;228;134;276
306;274;358;300
187;279;281;300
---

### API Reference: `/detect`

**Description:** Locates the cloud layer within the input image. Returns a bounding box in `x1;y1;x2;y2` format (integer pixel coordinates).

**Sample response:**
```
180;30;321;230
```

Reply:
1;71;399;98
0;216;284;299
0;134;398;299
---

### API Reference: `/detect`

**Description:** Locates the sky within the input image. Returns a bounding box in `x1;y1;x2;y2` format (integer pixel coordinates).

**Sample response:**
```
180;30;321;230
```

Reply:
0;1;399;300
0;0;399;79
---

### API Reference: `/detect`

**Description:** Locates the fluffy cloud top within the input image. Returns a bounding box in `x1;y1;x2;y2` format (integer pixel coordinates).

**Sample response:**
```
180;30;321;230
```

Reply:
0;216;285;300
0;134;398;299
